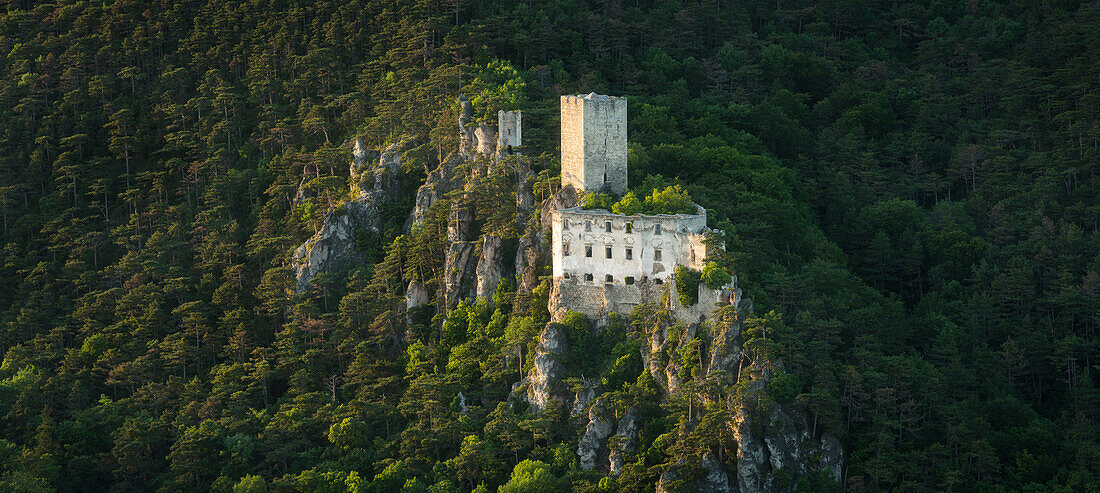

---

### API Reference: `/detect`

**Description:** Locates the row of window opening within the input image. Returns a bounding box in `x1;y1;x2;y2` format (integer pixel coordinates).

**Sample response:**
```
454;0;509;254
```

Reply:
564;272;664;285
568;220;661;235
566;244;661;261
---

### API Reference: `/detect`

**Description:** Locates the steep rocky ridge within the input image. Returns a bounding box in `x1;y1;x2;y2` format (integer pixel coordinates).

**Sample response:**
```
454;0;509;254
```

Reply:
295;95;532;307
522;283;842;490
514;323;570;413
291;138;416;293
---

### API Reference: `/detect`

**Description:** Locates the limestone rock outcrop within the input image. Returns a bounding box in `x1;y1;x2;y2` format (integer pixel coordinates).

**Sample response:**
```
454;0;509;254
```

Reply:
730;358;843;493
630;295;842;491
458;94;498;159
292;138;414;293
441;200;478;308
405;280;429;312
578;401;614;471
518;323;569;413
699;451;734;493
607;407;639;476
570;381;597;419
405;151;465;231
475;234;508;300
291;216;358;294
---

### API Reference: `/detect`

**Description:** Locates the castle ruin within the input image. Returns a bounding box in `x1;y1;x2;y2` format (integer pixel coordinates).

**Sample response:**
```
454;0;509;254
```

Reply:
550;93;736;321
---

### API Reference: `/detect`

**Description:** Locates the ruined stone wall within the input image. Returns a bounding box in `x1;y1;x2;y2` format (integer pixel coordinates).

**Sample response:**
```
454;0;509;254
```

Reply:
551;206;708;283
548;203;733;322
561;94;627;194
550;273;734;324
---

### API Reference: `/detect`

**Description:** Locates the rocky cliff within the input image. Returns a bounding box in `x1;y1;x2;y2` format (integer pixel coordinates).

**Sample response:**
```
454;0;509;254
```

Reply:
516;287;842;491
294;95;529;304
291;138;415;293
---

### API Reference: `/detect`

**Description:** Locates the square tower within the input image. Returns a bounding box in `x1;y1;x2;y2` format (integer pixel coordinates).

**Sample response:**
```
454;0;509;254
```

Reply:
498;110;521;150
561;93;627;194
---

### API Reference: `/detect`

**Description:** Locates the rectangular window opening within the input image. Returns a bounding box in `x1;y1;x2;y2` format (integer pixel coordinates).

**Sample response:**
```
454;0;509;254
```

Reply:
655;224;662;235
605;221;612;233
585;273;593;282
626;248;633;260
585;220;591;232
585;245;593;258
605;246;613;259
626;222;633;234
625;276;635;285
655;249;662;261
605;274;613;283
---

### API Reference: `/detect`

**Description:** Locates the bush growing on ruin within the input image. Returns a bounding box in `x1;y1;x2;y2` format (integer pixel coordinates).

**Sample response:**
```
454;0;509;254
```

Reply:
580;192;617;211
611;191;644;215
589;186;694;216
701;262;732;289
674;265;701;306
643;185;695;215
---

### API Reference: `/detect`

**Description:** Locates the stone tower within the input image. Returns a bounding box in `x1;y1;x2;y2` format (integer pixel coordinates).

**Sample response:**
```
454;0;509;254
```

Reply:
498;110;521;151
560;93;627;194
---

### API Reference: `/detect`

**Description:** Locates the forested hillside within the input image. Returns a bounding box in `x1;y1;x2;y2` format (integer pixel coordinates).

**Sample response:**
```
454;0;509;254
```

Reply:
0;0;1098;491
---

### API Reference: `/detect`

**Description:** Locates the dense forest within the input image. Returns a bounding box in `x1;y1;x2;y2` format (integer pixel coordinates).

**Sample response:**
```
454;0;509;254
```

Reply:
0;0;1098;491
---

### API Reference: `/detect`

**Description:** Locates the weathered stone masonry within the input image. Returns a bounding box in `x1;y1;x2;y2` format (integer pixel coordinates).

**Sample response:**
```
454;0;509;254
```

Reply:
561;93;628;195
551;93;734;321
551;206;708;283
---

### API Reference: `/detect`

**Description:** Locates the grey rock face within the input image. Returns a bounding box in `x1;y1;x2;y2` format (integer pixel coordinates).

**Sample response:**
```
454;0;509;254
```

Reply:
699;451;733;493
291;215;360;294
292;138;414;293
475;235;506;300
705;319;743;386
733;405;774;493
765;408;801;475
473;125;498;157
655;464;684;493
578;402;614;471
406;280;429;311
406;152;465;231
443;241;478;309
705;294;749;386
458;97;498;159
630;294;842;492
608;407;639;476
729;360;844;493
524;324;569;413
637;322;697;395
816;435;844;480
440;200;479;308
513;159;540;295
570;382;597;419
638;322;670;394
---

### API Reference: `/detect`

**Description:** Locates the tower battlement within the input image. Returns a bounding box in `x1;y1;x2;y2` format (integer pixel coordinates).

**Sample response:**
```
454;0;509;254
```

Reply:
561;93;627;194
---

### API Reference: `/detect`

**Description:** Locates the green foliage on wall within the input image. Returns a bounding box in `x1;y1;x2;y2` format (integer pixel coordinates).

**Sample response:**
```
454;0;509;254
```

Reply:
701;262;732;290
674;266;702;306
584;186;695;216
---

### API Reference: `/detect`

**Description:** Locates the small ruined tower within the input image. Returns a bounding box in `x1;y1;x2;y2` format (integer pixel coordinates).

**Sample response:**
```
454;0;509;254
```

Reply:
560;93;627;194
497;110;521;152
